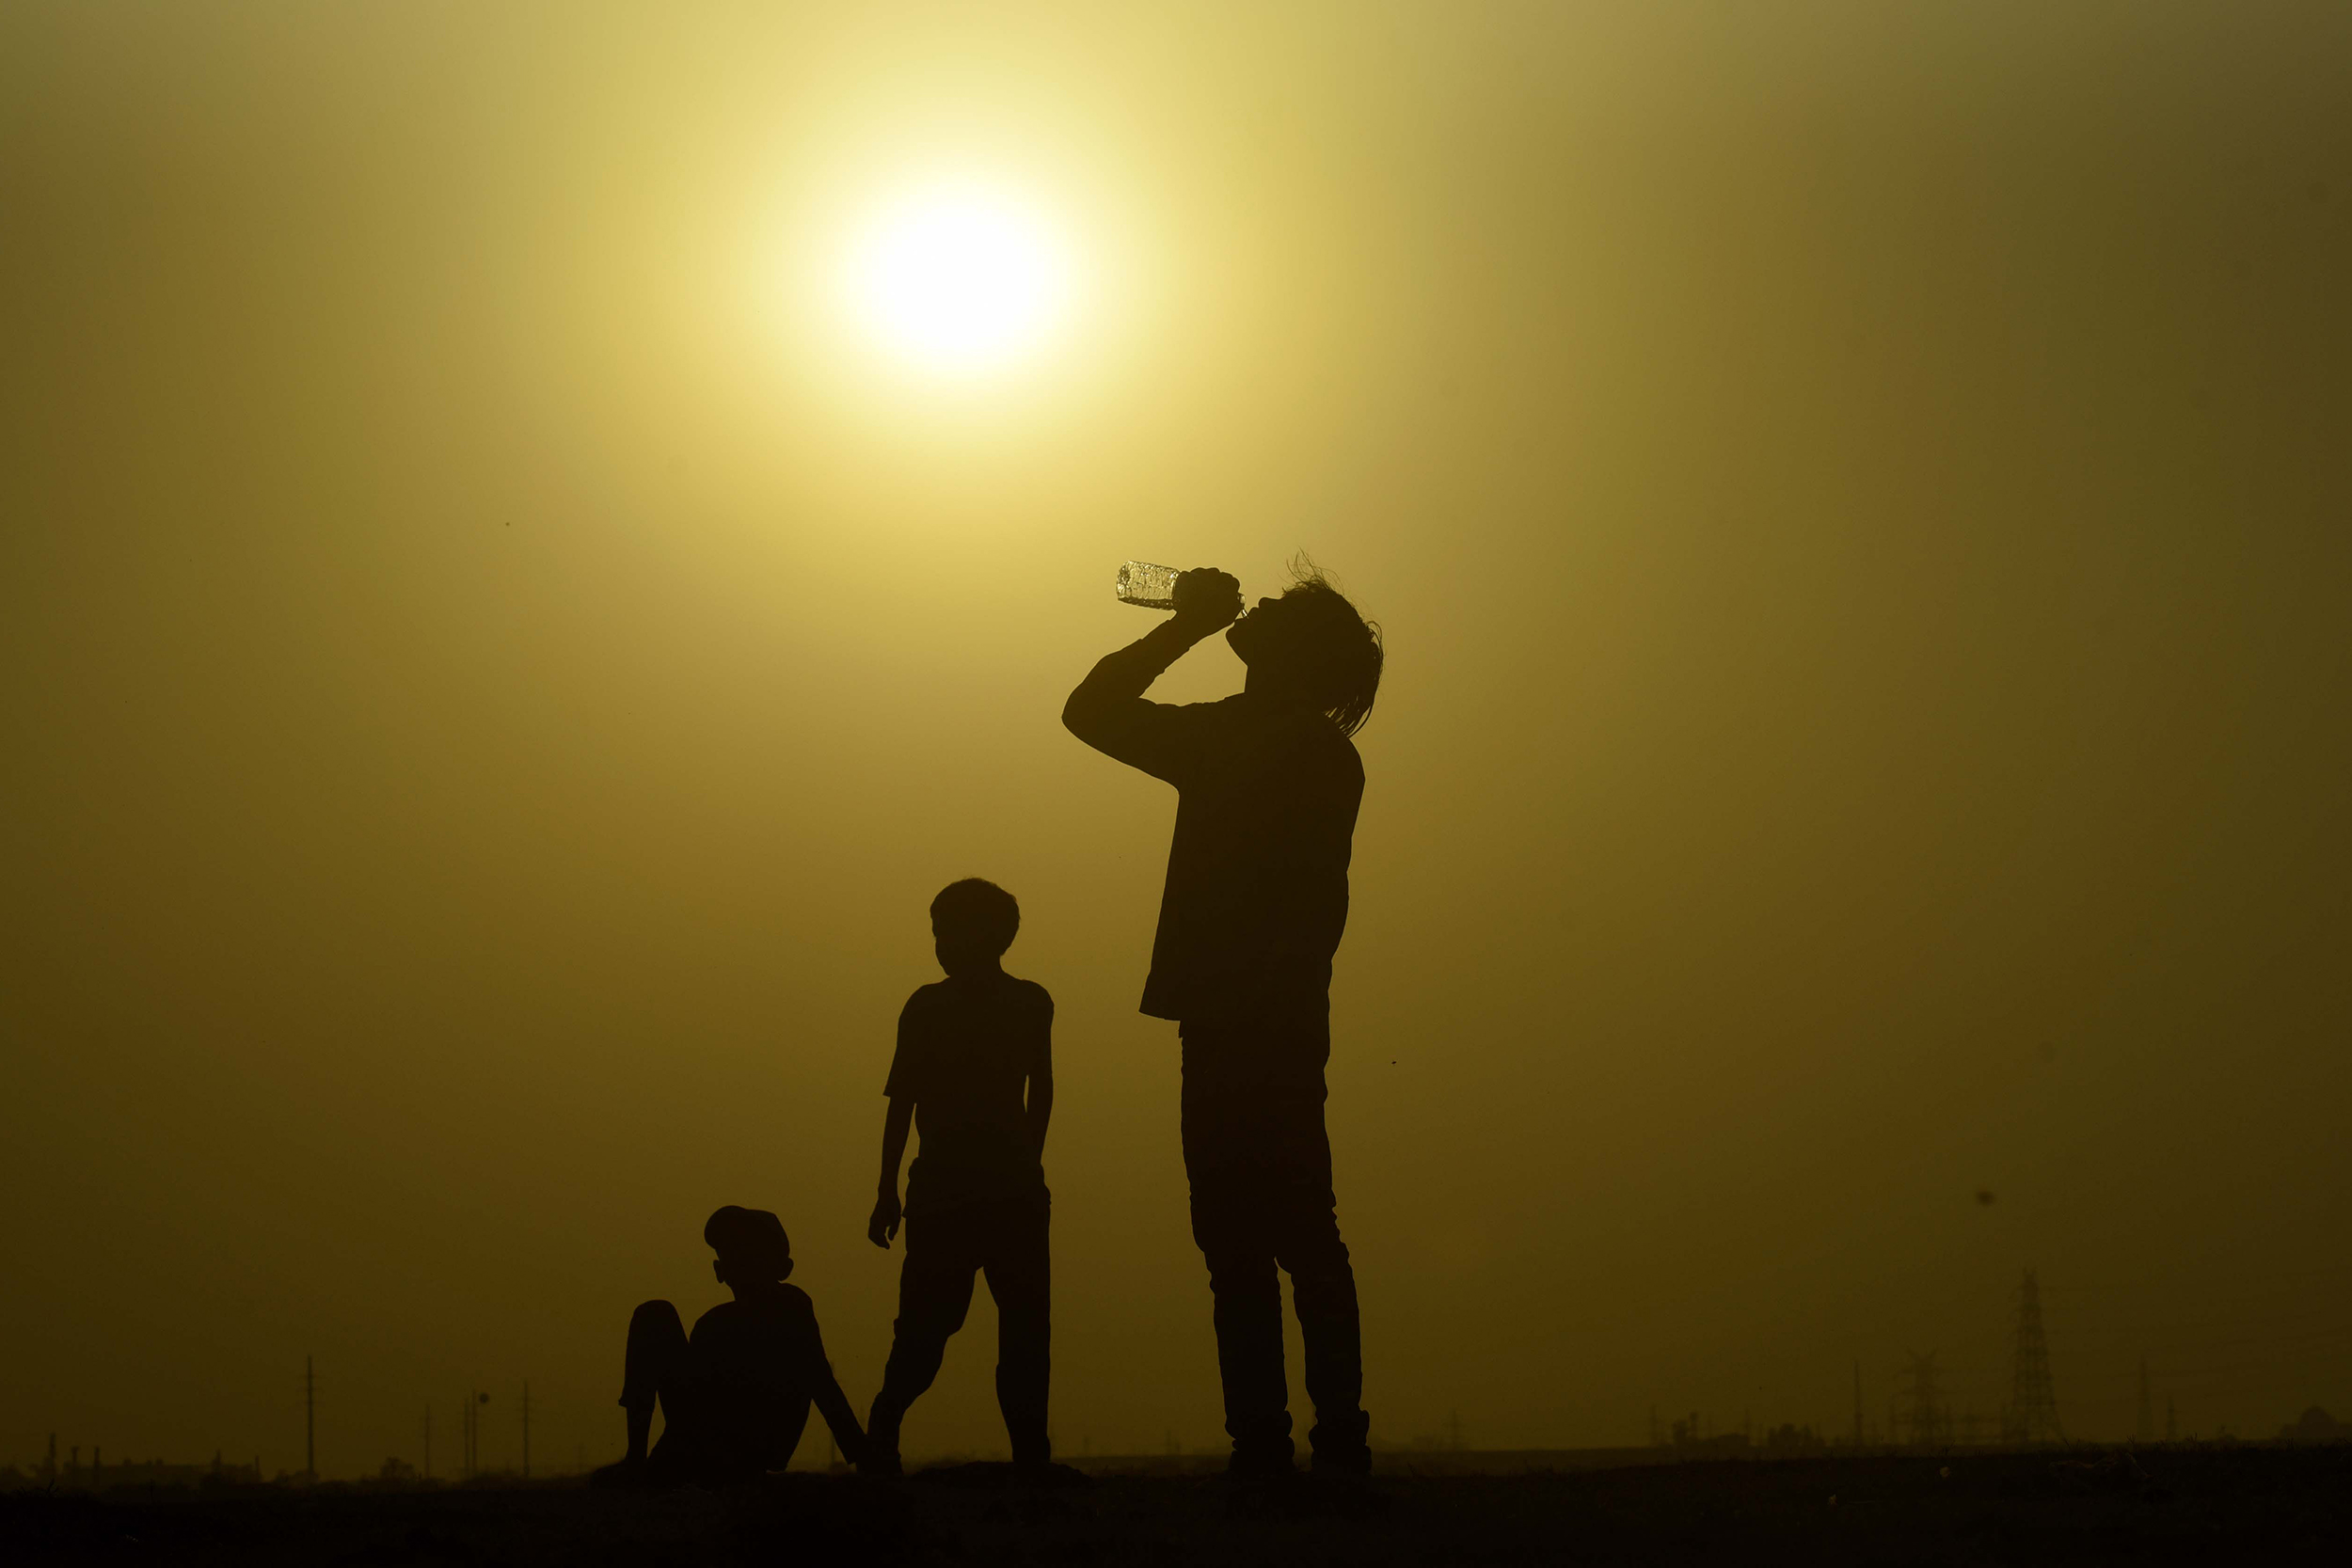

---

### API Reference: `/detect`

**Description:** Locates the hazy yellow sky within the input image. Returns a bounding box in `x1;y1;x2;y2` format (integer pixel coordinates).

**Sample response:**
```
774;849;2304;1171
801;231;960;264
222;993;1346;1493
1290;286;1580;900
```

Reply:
4;2;2348;1474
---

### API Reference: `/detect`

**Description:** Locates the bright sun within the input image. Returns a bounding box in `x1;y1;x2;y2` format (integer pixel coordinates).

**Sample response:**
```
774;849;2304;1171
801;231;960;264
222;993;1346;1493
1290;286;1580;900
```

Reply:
841;179;1075;379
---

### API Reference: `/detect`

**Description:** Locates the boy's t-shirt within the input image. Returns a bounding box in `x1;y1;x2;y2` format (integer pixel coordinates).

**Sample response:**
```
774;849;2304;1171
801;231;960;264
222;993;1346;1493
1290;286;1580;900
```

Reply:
679;1286;859;1473
884;973;1053;1213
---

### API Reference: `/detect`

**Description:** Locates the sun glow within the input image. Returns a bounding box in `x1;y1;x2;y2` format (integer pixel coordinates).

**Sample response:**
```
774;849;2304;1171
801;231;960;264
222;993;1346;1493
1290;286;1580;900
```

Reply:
840;178;1076;380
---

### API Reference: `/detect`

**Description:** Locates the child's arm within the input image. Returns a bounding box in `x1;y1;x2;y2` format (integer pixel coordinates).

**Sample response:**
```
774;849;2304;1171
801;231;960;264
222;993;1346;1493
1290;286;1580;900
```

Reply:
1025;1006;1055;1158
792;1298;872;1469
810;1367;870;1470
868;1096;914;1248
623;1404;653;1466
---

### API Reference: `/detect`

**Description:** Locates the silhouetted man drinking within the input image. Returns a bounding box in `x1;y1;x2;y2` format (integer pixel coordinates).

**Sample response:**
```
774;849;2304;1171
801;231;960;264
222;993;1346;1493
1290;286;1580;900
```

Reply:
1063;562;1383;1483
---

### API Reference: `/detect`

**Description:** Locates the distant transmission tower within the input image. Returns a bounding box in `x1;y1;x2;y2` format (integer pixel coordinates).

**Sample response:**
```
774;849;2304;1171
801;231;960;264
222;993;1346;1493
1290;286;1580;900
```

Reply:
1899;1352;1951;1448
2002;1268;2064;1445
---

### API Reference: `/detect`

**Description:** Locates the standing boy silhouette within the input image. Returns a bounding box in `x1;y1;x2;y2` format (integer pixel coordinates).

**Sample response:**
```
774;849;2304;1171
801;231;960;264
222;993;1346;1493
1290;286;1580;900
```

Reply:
865;879;1055;1473
1062;562;1383;1482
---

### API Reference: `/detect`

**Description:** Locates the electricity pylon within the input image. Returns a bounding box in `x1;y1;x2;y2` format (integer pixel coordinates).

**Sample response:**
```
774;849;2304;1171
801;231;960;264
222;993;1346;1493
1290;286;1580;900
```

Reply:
2002;1268;2064;1445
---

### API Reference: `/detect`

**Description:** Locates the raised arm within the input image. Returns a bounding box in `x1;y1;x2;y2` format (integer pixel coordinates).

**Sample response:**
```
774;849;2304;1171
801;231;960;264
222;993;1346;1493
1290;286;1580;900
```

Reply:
1061;568;1242;778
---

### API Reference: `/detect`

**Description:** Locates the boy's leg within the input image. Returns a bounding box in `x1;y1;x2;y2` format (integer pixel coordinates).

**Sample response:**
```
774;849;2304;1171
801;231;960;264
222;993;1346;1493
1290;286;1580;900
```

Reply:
621;1299;690;1415
979;1195;1053;1467
867;1213;979;1465
599;1300;689;1483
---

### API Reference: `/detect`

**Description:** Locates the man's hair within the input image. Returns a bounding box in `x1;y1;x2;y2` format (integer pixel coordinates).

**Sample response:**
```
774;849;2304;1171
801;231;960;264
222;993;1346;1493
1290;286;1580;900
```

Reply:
930;878;1021;957
704;1206;793;1281
1269;558;1383;736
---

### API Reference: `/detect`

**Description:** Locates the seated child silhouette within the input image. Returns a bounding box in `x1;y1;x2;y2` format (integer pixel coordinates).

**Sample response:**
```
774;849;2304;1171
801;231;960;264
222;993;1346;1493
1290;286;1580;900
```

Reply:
865;879;1055;1474
599;1205;869;1485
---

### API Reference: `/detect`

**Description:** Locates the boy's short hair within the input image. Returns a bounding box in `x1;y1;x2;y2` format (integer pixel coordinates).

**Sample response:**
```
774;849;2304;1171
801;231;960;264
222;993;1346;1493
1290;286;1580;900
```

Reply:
704;1206;793;1281
930;878;1021;957
1266;559;1383;736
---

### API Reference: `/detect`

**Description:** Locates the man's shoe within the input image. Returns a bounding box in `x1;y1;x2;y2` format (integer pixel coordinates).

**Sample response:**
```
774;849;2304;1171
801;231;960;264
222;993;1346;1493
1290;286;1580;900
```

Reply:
1310;1444;1373;1479
1309;1410;1373;1477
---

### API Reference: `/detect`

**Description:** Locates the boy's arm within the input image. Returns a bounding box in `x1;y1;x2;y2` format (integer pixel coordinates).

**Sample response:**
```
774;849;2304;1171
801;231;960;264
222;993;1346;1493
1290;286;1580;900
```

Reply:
795;1302;872;1468
1024;1001;1055;1158
810;1370;869;1470
869;1097;914;1247
1061;570;1241;780
624;1404;653;1465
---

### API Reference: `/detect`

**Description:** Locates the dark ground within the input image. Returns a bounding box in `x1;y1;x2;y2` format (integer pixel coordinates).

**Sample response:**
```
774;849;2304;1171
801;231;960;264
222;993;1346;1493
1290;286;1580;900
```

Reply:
6;1448;2346;1565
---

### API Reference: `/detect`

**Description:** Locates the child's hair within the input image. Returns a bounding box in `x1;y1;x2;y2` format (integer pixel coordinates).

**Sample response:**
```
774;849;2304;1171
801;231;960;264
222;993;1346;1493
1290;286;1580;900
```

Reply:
704;1206;793;1281
1267;557;1384;736
930;878;1021;957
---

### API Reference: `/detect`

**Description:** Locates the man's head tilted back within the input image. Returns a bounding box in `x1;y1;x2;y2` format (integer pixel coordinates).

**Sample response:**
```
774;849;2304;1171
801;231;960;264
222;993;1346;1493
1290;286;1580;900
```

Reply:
705;1206;793;1286
1226;561;1384;736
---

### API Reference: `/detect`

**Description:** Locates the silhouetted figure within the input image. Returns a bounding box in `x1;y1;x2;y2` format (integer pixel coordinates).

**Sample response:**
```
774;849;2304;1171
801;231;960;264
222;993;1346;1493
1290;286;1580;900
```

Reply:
865;879;1055;1475
596;1206;868;1486
1063;562;1384;1482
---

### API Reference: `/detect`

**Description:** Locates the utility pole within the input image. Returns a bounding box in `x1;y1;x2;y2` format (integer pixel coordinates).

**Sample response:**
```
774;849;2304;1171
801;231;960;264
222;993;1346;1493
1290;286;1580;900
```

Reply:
305;1355;316;1482
462;1388;488;1478
522;1382;532;1480
2166;1396;2178;1443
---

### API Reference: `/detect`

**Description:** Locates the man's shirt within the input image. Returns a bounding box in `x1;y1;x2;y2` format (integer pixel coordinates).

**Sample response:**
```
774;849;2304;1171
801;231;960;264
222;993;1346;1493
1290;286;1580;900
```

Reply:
1063;622;1364;1026
884;973;1054;1213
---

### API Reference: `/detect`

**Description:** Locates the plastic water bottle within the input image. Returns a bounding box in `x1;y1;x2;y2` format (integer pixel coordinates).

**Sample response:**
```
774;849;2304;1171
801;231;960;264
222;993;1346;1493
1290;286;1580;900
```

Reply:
1115;561;1180;610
